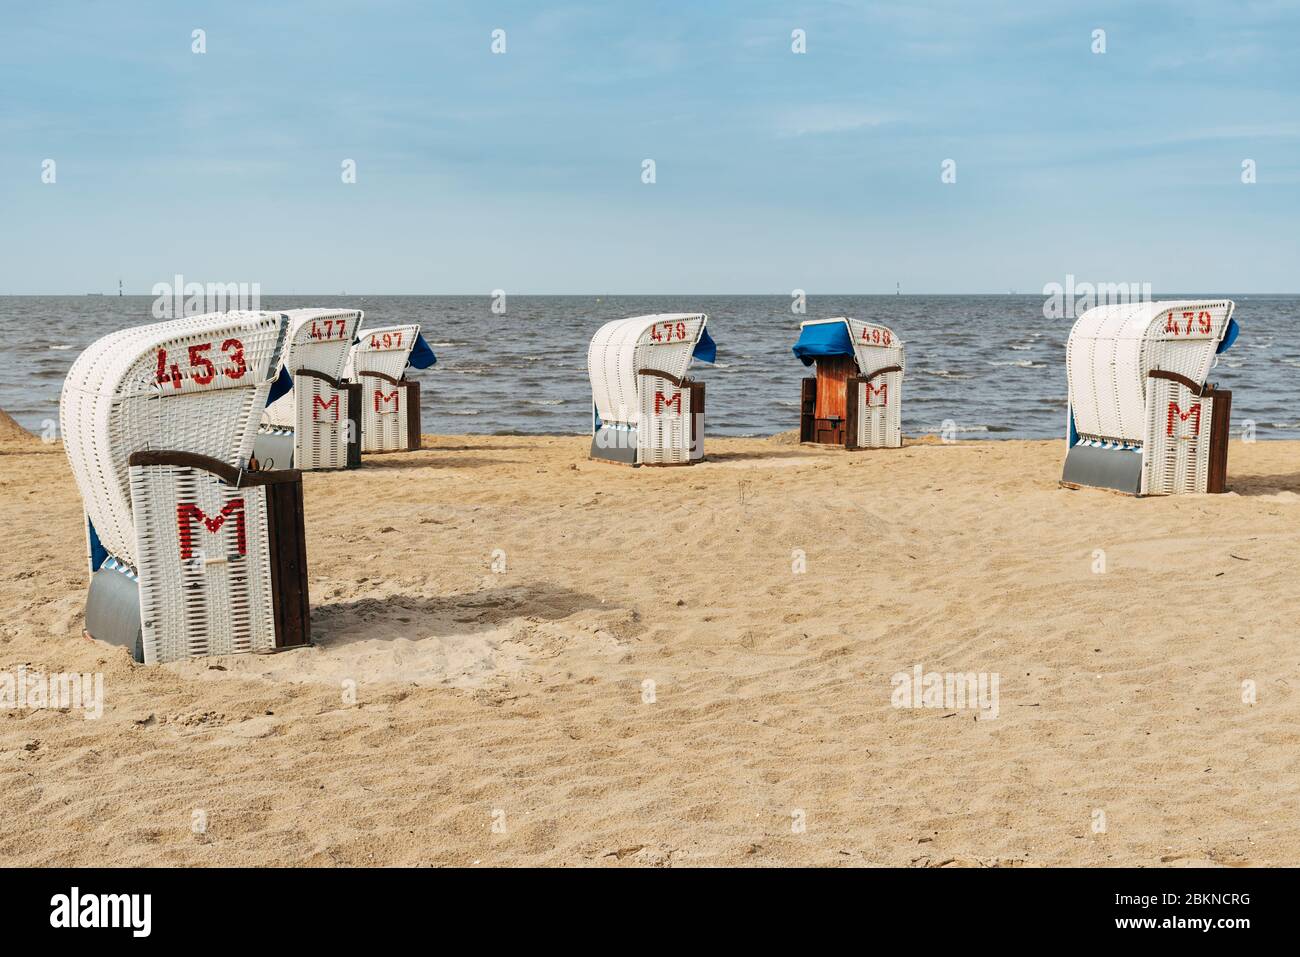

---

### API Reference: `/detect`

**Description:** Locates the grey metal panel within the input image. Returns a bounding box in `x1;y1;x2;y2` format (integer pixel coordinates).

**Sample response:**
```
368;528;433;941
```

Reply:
590;426;638;465
85;567;143;662
1061;444;1143;495
252;430;295;471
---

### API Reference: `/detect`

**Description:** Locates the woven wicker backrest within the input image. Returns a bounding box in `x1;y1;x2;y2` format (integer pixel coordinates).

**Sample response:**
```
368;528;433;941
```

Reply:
345;324;421;381
844;318;906;377
264;309;363;428
1067;300;1235;443
60;311;288;566
588;314;707;427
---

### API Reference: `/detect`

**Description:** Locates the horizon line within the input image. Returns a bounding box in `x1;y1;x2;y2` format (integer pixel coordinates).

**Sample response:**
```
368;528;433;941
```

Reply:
4;291;1299;298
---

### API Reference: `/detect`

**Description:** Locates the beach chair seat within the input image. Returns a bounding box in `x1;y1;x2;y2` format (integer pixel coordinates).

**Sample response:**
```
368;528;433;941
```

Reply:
588;313;716;466
345;323;437;454
1062;300;1239;495
255;308;364;471
793;318;904;449
60;311;312;663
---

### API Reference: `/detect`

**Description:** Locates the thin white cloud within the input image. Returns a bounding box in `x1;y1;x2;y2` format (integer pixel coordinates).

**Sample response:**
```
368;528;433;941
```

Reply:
777;106;889;137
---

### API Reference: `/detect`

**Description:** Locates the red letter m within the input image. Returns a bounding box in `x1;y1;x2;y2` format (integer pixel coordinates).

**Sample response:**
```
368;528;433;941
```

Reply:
177;500;246;560
1166;401;1202;437
312;393;340;422
374;389;400;413
654;391;682;415
865;382;889;407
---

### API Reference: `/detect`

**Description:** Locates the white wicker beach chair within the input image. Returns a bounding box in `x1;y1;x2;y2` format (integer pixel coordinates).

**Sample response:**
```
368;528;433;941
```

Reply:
256;308;364;471
1062;300;1239;495
792;318;904;449
60;311;312;663
345;324;436;453
587;313;715;466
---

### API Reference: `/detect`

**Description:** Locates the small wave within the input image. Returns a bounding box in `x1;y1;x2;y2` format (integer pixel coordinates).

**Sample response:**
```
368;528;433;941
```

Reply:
443;409;481;416
48;345;75;351
917;424;996;434
1009;344;1034;351
523;399;565;406
921;370;973;379
987;359;1044;368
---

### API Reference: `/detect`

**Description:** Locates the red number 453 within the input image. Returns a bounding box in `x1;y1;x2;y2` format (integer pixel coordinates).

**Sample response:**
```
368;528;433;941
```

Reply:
155;338;247;389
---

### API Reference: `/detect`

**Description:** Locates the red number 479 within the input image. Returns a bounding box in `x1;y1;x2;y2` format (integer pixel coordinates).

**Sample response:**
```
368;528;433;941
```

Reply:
1164;310;1213;336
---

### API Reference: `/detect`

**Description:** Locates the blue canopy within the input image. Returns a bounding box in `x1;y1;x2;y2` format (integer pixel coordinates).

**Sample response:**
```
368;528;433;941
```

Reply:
408;332;438;369
791;321;853;366
266;365;293;405
87;518;108;572
1216;317;1240;354
692;327;717;364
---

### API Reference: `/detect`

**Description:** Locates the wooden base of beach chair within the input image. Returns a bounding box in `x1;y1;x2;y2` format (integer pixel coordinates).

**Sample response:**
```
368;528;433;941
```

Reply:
405;380;421;451
82;470;311;660
263;472;311;651
359;376;421;454
1062;383;1233;496
254;380;363;471
801;372;849;446
1205;388;1231;493
591;380;705;467
346;382;364;465
800;372;903;450
110;451;313;662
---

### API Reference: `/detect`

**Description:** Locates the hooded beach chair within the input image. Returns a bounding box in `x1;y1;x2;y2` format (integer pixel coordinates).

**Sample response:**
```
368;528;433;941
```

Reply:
60;311;312;663
255;308;365;471
792;318;904;448
344;324;437;453
1062;299;1240;495
587;313;716;466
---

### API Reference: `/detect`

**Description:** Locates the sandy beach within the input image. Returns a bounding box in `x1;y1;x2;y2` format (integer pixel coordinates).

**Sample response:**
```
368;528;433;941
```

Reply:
2;420;1298;867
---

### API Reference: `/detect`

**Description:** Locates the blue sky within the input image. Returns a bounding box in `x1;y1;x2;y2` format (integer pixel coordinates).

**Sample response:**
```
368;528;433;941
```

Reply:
2;0;1298;293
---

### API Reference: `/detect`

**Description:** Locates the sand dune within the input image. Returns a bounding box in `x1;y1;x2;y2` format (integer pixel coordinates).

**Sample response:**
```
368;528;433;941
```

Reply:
2;432;1298;866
